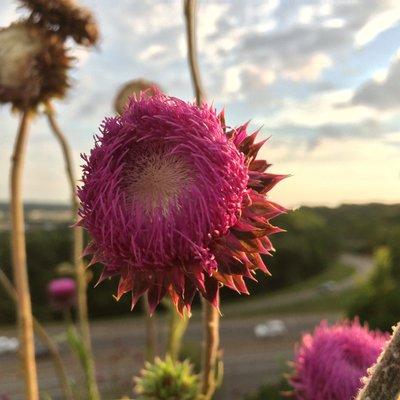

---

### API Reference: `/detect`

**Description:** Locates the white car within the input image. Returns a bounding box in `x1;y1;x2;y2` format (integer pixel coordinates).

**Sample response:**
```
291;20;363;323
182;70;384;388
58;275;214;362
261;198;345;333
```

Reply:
254;319;287;338
0;336;19;355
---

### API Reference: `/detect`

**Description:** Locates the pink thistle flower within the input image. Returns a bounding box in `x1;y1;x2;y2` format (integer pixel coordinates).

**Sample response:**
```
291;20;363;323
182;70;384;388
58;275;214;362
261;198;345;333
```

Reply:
78;92;286;314
47;277;76;311
290;320;389;400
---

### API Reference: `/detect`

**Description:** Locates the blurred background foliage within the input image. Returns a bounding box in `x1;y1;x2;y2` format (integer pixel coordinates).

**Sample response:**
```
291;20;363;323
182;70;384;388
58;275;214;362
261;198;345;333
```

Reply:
0;203;399;324
348;227;400;331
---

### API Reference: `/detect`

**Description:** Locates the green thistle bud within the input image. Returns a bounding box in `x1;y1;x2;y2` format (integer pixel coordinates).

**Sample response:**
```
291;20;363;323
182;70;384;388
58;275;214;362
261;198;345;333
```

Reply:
134;356;199;400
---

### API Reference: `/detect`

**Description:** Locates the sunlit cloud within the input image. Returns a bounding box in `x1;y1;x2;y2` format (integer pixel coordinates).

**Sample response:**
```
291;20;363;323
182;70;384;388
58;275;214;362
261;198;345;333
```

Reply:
355;3;400;47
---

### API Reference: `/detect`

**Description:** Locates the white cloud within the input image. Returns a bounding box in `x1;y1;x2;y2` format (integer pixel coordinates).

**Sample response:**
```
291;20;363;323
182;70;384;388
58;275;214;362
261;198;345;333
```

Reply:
260;89;393;128
222;66;242;96
138;45;167;61
298;3;332;25
0;4;18;26
282;53;332;81
352;50;400;109
69;46;91;67
0;0;399;206
355;4;400;47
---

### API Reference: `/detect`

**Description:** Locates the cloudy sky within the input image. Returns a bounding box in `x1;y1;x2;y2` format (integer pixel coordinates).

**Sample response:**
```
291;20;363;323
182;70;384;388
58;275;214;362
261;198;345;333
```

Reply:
1;0;400;207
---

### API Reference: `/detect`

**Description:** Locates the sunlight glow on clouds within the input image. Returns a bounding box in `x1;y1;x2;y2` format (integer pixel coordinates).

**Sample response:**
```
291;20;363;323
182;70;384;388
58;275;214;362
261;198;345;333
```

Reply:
268;136;400;207
282;53;332;82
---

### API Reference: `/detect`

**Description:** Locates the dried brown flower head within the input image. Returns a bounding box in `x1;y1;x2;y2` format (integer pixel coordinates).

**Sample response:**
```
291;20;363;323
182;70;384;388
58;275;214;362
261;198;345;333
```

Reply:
0;22;71;110
20;0;99;46
114;79;161;115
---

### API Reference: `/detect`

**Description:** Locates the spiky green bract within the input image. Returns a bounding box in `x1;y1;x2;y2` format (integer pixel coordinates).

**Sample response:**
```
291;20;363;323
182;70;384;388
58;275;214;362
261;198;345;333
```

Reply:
134;356;199;400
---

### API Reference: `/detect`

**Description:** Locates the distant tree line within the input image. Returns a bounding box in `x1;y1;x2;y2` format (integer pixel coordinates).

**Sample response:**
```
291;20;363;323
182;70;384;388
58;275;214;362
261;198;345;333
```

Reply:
0;203;399;324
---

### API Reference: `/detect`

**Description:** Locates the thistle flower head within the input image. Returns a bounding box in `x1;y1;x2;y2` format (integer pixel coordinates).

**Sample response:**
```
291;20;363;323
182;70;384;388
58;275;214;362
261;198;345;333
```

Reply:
19;0;99;46
47;277;76;311
134;356;199;400
290;320;389;400
114;79;161;115
0;21;70;110
78;92;286;313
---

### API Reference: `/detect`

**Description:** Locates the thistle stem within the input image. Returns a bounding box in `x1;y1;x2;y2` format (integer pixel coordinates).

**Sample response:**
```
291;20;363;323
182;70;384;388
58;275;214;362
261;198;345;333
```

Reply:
0;268;74;400
184;1;221;398
10;109;39;400
200;297;220;399
142;296;157;362
166;301;189;361
357;322;400;400
45;104;100;400
184;0;205;105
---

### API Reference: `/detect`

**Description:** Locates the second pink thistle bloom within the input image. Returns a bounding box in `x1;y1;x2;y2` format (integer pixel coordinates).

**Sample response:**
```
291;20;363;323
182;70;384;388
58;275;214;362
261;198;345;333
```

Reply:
47;277;76;311
290;320;389;400
78;92;286;313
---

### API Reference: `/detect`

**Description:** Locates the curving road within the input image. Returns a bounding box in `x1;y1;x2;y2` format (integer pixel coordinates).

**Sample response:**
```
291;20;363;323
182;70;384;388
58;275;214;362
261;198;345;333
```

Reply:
0;254;372;399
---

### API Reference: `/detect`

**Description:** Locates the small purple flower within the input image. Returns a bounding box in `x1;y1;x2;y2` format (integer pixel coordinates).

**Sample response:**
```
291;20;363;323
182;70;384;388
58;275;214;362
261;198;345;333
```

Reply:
47;277;76;311
290;320;389;400
78;92;286;314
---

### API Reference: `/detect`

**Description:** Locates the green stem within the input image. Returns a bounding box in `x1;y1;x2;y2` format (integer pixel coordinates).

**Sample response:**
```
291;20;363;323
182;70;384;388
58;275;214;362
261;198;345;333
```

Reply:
45;104;100;400
0;268;74;400
166;301;189;361
142;296;157;362
10;109;39;400
183;1;221;398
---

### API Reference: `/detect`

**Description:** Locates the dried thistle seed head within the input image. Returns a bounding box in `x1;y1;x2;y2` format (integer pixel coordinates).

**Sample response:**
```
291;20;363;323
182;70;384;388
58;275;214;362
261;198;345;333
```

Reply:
114;79;161;114
0;22;71;111
20;0;99;46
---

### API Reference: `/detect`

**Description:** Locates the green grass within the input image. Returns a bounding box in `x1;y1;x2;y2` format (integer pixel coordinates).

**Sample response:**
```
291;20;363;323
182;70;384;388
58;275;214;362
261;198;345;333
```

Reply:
272;261;355;296
263;288;355;315
244;379;291;400
225;261;356;318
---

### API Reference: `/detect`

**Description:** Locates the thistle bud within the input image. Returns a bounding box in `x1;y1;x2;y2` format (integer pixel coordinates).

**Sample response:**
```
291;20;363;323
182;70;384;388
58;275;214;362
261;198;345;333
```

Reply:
47;277;77;311
134;356;199;400
114;79;161;115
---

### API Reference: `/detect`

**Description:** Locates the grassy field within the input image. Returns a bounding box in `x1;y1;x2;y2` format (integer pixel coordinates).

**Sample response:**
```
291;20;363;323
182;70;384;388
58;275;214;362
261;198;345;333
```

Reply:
225;260;356;318
268;261;354;295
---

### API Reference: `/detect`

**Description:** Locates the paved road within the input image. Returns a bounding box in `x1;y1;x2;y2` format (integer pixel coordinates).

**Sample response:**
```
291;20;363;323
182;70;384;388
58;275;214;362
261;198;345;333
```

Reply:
0;312;340;400
0;254;370;399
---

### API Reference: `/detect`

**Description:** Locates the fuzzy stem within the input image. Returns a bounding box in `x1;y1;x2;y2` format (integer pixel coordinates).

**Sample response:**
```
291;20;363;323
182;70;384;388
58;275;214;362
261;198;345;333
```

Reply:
184;1;221;398
45;104;100;400
184;0;205;105
142;296;157;362
10;109;39;400
166;301;189;361
357;322;400;400
0;269;74;400
200;297;220;399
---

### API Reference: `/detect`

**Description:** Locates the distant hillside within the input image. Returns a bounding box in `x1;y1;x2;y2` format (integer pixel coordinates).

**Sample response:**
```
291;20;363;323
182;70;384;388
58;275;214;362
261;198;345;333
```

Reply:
0;201;399;323
0;202;70;213
0;202;71;231
301;203;400;253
